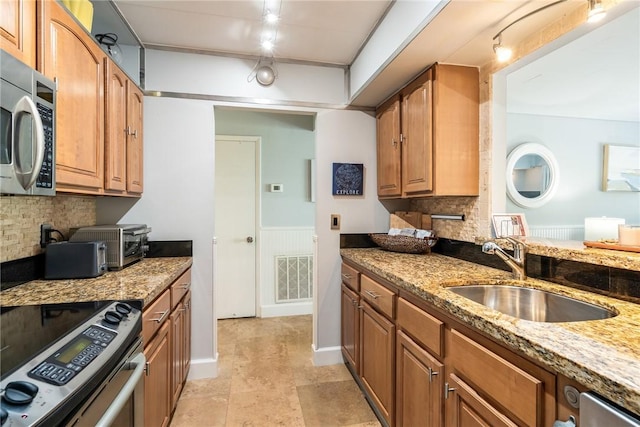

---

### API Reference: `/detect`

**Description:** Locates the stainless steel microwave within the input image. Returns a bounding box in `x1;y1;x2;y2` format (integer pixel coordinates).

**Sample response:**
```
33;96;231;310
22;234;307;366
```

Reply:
0;49;56;196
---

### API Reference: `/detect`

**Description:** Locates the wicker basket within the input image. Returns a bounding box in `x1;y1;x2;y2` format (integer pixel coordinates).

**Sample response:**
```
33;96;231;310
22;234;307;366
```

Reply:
370;233;438;254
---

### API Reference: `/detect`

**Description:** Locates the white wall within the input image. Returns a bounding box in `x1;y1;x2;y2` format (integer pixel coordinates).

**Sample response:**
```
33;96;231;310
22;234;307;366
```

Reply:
97;96;217;379
145;49;346;105
314;110;389;362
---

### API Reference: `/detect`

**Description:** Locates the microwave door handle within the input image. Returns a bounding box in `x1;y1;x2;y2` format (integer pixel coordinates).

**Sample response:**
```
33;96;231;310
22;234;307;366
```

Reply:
13;96;45;190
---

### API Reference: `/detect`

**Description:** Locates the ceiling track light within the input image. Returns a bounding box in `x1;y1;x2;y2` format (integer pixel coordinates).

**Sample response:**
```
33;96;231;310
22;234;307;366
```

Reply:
247;57;278;87
491;0;608;63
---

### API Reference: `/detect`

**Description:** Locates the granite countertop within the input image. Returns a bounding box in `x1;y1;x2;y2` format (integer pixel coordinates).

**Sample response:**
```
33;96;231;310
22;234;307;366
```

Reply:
0;257;193;307
341;247;640;415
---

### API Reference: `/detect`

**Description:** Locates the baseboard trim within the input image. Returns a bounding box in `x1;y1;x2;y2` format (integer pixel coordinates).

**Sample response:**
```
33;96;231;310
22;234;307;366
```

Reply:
311;345;343;366
260;301;313;318
187;355;218;380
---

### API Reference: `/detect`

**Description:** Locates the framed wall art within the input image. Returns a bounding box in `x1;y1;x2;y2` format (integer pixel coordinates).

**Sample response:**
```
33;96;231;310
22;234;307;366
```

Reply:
332;163;363;196
492;213;529;238
602;144;640;192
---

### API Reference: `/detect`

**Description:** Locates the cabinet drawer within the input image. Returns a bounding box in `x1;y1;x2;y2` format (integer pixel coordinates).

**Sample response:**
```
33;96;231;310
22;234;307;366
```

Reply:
360;274;395;319
143;289;171;345
449;329;542;426
397;298;443;358
341;263;360;292
171;268;192;309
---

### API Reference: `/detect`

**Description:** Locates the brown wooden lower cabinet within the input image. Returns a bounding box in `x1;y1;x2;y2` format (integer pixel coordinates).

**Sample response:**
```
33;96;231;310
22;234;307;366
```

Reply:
396;330;444;427
341;284;359;372
445;373;517;427
144;320;171;427
340;260;558;427
360;300;395;426
143;268;192;426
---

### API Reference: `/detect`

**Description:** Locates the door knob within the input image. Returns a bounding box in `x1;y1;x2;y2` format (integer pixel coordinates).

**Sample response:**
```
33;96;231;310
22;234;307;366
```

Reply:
246;236;254;243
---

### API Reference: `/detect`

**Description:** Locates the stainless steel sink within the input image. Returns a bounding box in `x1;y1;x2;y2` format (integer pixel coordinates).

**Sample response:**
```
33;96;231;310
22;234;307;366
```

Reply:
447;285;617;322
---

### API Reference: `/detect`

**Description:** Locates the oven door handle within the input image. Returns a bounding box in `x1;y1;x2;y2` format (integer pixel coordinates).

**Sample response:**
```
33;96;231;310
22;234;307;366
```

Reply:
95;352;146;427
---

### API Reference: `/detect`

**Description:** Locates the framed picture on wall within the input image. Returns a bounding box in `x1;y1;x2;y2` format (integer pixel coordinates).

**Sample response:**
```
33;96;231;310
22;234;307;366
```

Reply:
602;144;640;192
332;163;364;196
492;213;529;238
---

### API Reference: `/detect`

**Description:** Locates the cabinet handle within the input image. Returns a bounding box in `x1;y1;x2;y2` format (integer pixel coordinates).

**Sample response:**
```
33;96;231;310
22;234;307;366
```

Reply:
145;361;150;376
181;283;191;289
149;309;169;324
364;290;380;300
131;129;138;139
341;273;352;280
351;299;358;307
392;139;397;148
444;382;456;400
428;367;439;383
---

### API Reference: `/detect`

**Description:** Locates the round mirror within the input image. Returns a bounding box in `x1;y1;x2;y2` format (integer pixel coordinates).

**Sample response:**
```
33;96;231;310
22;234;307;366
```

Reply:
506;143;559;208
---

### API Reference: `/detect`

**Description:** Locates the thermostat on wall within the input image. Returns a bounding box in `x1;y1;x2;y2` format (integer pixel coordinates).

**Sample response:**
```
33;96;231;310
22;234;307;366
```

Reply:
270;183;283;192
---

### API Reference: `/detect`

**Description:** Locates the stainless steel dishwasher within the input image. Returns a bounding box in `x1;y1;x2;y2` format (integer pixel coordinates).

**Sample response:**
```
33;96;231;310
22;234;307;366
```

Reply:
580;392;640;427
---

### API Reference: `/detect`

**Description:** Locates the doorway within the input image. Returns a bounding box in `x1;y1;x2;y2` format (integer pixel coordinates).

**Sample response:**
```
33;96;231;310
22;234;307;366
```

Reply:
214;135;260;319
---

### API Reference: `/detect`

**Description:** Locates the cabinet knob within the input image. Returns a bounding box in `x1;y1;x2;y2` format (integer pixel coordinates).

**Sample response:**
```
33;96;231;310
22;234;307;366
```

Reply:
246;236;254;243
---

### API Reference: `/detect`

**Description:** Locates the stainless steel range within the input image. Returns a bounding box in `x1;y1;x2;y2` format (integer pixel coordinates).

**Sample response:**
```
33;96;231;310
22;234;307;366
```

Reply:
0;300;144;426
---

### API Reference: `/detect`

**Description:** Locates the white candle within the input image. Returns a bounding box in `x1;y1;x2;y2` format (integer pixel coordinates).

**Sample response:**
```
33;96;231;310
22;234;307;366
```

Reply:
584;217;625;241
619;225;640;246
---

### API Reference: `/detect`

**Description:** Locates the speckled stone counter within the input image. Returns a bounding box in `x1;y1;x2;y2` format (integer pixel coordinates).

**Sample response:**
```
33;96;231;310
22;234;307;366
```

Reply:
0;257;192;307
341;248;640;415
500;237;640;272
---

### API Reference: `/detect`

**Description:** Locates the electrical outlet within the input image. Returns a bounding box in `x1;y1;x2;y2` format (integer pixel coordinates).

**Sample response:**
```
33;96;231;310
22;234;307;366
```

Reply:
40;224;52;248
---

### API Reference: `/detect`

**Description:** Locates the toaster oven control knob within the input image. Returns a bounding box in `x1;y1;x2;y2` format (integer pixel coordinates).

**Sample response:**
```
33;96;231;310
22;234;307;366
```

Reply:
2;381;39;405
103;311;123;326
115;302;132;316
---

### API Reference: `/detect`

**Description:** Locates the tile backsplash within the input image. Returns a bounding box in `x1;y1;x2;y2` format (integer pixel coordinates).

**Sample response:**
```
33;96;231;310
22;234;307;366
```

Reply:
0;195;96;262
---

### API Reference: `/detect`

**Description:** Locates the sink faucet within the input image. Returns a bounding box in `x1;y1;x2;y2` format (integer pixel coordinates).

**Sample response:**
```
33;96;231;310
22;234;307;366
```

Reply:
482;237;527;280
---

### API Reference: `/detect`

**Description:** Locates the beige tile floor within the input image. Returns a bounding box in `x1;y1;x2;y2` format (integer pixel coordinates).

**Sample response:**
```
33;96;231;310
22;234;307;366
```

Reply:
170;315;381;427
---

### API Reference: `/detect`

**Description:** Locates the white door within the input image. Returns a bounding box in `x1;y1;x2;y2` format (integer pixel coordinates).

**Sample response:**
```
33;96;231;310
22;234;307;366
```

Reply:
215;136;258;318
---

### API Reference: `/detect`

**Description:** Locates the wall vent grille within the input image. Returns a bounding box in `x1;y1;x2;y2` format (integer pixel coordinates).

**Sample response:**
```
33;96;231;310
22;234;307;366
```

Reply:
275;255;313;303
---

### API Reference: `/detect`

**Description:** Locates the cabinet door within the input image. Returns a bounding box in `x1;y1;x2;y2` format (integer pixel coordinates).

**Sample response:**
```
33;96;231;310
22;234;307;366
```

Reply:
170;302;184;409
126;82;144;194
396;331;444;427
341;284;359;373
1;0;36;67
144;321;171;427
446;373;517;427
182;290;192;381
104;59;128;193
39;0;105;193
360;301;395;425
401;70;433;196
376;96;402;198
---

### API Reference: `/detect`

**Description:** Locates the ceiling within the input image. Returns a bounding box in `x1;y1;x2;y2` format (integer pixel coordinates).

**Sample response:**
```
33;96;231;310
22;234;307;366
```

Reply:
100;0;638;116
112;0;392;66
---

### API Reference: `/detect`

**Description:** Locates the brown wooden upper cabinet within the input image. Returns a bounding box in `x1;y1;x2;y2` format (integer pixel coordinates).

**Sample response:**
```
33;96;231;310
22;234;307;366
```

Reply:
105;58;144;196
1;0;36;68
36;0;143;197
376;63;480;199
38;0;105;194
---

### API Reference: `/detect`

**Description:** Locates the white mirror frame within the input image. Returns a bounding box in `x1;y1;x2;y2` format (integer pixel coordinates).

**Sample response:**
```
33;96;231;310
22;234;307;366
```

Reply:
506;142;559;209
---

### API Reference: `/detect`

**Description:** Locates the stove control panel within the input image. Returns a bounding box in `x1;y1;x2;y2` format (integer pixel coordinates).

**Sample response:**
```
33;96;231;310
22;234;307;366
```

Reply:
0;301;141;427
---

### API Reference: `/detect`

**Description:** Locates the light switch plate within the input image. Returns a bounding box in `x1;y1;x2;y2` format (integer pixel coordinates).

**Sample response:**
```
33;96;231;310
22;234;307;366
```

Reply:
331;214;340;230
